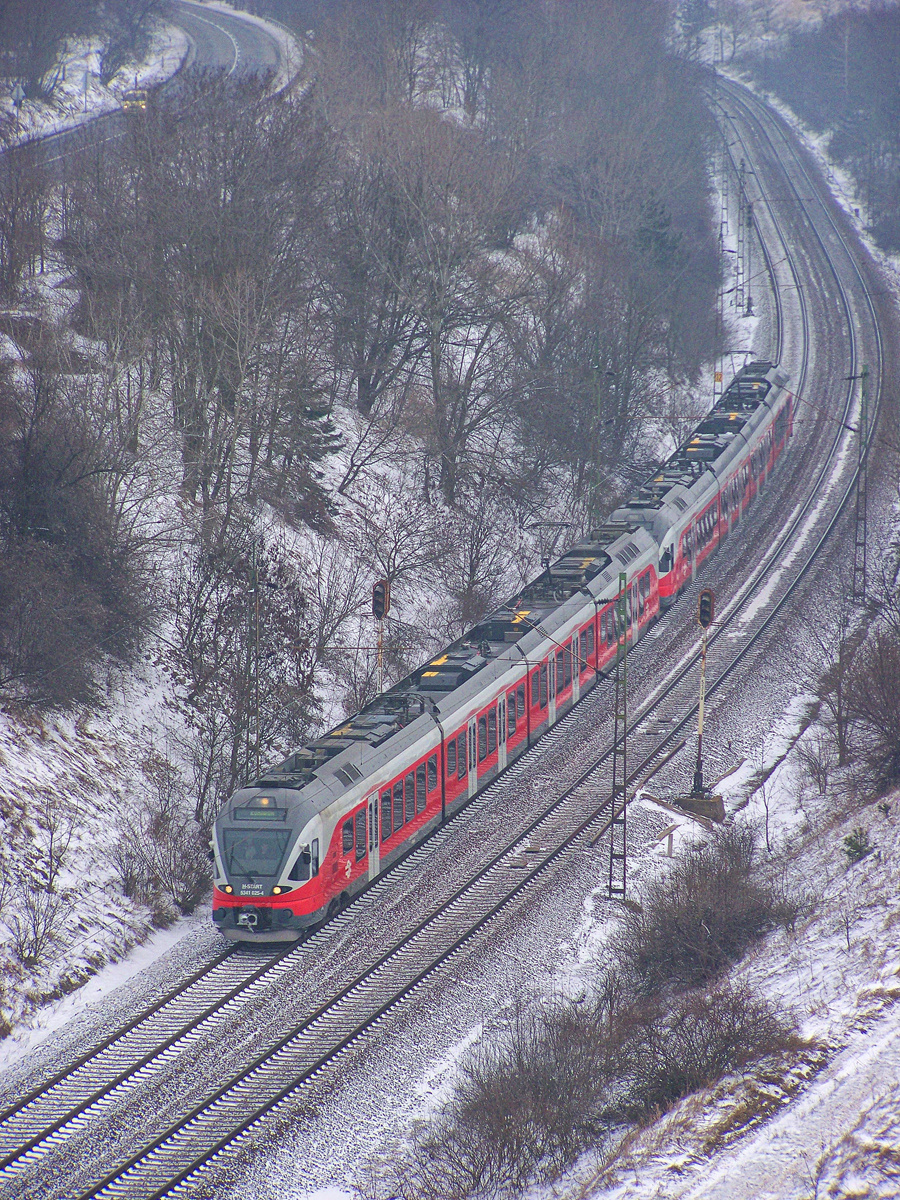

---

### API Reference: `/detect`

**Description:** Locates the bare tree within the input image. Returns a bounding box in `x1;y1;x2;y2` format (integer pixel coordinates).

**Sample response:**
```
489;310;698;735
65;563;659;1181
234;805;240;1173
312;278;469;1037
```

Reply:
0;361;150;707
346;468;446;593
303;537;368;665
163;521;316;825
34;788;76;893
318;111;425;418
0;137;50;297
0;0;88;99
97;0;165;83
791;581;865;768
383;108;529;503
61;74;334;526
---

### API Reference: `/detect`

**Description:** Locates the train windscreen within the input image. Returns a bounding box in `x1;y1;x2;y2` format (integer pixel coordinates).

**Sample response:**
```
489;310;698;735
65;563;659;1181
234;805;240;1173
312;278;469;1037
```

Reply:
222;828;291;877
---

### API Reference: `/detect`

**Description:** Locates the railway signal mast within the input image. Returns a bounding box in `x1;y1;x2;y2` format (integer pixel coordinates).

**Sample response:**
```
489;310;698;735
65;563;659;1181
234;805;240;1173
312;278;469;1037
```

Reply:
693;588;715;796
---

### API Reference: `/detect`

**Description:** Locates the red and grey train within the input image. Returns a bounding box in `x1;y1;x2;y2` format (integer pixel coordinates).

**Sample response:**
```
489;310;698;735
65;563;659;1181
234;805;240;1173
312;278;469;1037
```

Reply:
212;361;793;942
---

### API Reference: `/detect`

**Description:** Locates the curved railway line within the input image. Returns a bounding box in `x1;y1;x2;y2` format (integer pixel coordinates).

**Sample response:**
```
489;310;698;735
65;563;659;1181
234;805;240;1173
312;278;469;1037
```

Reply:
0;74;889;1200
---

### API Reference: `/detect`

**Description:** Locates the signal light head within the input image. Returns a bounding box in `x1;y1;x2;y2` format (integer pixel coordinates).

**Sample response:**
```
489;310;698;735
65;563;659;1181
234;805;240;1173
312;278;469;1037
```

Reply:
698;589;715;629
372;579;390;619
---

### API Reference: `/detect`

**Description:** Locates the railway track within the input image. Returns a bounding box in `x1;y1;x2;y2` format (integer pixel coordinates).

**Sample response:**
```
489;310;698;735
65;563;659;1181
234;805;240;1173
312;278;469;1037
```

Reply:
0;75;886;1200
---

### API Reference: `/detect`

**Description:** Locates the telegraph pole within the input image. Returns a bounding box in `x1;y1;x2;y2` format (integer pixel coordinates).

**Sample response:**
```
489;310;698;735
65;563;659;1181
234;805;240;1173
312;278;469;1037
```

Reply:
608;572;628;899
851;366;870;602
693;589;715;795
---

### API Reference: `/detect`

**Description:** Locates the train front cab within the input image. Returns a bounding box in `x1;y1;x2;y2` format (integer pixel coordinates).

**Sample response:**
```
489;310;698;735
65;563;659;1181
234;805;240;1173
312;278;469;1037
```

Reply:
212;790;327;942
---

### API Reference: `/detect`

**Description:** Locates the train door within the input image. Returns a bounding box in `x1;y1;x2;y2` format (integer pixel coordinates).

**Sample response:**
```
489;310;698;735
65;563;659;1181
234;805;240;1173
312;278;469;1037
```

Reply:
548;653;557;725
572;636;581;703
497;695;507;770
367;792;380;880
467;717;478;795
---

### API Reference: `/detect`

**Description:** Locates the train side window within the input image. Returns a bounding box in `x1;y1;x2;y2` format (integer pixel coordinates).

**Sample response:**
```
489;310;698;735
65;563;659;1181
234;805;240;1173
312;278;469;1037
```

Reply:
488;709;497;754
289;846;311;881
586;624;594;658
447;738;457;776
517;683;525;719
478;716;487;762
405;772;415;822
427;754;437;793
564;645;572;687
381;790;392;841
457;732;466;778
532;668;540;706
416;763;426;811
355;809;366;860
539;662;548;707
342;819;354;853
393;780;404;830
507;691;517;735
311;838;319;875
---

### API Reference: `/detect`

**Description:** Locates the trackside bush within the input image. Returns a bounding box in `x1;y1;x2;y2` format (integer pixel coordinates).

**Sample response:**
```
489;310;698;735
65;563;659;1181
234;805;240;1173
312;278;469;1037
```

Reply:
394;981;795;1200
613;825;800;990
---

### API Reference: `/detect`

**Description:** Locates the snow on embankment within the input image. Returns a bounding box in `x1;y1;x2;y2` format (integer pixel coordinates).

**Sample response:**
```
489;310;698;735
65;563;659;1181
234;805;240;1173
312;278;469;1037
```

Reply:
543;730;900;1200
0;689;201;1052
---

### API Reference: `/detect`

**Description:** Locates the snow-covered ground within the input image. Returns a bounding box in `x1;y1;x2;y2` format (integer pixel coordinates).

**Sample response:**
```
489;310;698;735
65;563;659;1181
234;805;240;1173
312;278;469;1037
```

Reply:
524;723;900;1200
1;24;190;145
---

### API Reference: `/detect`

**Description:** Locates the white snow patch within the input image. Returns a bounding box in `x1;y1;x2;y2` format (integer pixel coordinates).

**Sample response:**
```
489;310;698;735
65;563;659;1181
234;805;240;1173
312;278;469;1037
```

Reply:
0;912;205;1073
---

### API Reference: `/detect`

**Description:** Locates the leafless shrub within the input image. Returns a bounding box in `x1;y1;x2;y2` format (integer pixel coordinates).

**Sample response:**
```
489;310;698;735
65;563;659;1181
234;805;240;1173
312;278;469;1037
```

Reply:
845;628;900;793
623;983;798;1116
396;985;625;1200
107;827;148;904
108;751;211;918
796;730;838;797
395;979;795;1199
613;825;800;991
3;880;66;967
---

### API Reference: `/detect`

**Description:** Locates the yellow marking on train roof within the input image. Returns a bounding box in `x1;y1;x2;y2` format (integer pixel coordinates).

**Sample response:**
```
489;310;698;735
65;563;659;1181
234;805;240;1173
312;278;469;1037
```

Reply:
430;654;449;665
422;670;439;677
511;610;532;624
579;557;593;568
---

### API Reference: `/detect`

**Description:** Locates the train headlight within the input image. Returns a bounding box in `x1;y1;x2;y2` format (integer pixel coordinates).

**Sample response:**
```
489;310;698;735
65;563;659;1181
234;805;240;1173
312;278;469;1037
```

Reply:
223;885;233;894
272;885;293;896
